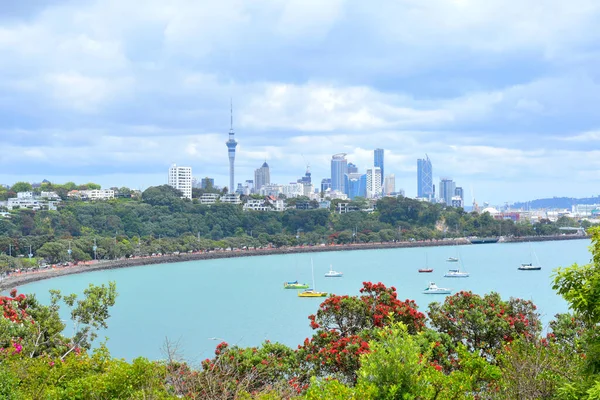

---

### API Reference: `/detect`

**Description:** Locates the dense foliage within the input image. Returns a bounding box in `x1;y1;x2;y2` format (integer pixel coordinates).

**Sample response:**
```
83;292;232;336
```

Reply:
0;184;586;273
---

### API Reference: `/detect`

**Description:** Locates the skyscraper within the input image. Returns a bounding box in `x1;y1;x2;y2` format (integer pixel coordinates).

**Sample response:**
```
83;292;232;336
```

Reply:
417;155;433;199
347;162;358;173
366;167;382;198
168;164;192;199
374;148;384;186
384;173;395;195
331;153;348;193
344;173;367;200
439;178;456;205
320;178;332;193
226;101;238;192
254;161;270;192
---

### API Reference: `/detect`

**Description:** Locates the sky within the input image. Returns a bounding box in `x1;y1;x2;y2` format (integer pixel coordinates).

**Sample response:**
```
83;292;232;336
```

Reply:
1;0;600;205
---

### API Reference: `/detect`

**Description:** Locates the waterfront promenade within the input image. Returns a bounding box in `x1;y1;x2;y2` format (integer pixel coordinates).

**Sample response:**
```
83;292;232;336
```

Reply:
0;234;587;291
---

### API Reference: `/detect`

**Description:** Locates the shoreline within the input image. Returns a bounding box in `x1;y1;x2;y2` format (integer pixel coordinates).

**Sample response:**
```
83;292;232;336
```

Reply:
0;235;588;291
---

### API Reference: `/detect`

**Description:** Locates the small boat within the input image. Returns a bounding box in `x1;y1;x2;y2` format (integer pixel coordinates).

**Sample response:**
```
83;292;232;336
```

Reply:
469;237;499;244
284;280;309;289
444;269;469;278
446;257;459;262
423;282;451;294
418;252;433;273
518;243;542;271
518;263;541;271
299;259;327;298
324;264;343;278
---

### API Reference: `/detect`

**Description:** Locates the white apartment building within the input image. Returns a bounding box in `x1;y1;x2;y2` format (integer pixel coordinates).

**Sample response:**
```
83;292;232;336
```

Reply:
220;194;241;204
366;167;382;199
281;182;304;198
168;164;193;200
199;193;220;205
243;199;272;211
84;189;115;200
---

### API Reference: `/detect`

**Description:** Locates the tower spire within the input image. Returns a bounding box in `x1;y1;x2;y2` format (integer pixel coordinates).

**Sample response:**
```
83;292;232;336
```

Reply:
230;98;233;132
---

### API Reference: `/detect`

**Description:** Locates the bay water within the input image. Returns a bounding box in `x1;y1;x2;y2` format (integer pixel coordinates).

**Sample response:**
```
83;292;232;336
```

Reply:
18;239;592;362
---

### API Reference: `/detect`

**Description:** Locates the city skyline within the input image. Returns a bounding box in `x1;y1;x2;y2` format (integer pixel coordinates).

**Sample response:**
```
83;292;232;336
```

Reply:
1;1;600;204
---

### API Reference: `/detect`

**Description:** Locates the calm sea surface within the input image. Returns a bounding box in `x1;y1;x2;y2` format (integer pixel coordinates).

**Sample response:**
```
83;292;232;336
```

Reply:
18;239;592;362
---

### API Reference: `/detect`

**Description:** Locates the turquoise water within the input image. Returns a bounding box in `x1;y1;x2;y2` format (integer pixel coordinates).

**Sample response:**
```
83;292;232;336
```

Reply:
18;239;592;362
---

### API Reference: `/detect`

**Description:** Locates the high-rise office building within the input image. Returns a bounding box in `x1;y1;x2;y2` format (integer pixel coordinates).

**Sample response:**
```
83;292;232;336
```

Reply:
344;173;367;200
366;167;382;198
321;178;332;193
226;101;238;192
374;148;384;186
417;155;433;199
439;178;456;205
384;173;395;195
254;161;270;192
331;153;348;193
455;186;464;200
168;164;192;199
347;162;358;174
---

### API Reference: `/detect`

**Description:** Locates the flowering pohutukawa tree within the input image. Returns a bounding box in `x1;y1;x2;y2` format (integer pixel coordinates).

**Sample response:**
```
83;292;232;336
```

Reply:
299;282;426;383
427;291;541;359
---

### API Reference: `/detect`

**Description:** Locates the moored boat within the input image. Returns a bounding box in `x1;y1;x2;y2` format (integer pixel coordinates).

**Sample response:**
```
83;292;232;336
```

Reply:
444;269;469;278
518;263;541;271
284;280;309;289
446;257;459;262
324;264;343;278
298;259;327;298
418;268;433;273
423;282;451;294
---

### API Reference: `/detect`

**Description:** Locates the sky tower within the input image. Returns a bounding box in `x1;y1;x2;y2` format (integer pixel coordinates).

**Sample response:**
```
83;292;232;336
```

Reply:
226;100;238;192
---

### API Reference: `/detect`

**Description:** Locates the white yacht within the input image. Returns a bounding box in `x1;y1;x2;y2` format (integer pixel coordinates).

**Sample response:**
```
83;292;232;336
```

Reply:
444;269;469;278
423;282;452;294
324;264;343;278
518;263;541;271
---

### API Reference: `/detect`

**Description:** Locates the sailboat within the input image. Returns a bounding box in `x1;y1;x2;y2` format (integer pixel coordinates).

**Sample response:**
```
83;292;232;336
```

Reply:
446;243;459;262
519;243;542;271
324;264;343;277
418;252;433;273
284;257;309;288
298;259;328;297
444;249;469;277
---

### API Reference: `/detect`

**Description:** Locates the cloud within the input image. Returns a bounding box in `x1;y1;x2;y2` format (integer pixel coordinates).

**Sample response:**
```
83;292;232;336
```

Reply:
1;0;600;203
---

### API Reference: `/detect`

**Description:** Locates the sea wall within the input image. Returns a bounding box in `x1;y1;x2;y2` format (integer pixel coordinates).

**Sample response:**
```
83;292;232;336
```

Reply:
0;234;588;291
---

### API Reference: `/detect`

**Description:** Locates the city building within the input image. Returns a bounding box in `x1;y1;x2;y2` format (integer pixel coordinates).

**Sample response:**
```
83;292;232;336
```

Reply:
254;161;271;192
330;153;348;193
168;164;193;199
455;186;464;201
344;173;367;200
439;178;456;205
451;196;463;208
366;167;382;199
67;189;115;201
220;193;241;204
243;199;272;211
259;184;283;197
384;174;395;196
201;177;215;189
282;182;304;198
200;193;220;205
320;178;332;193
417;155;433;199
2;191;62;211
347;162;358;174
226;101;238;192
374;148;384;186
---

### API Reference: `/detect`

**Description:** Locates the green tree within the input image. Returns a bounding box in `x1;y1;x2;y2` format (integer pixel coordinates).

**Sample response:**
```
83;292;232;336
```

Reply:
10;182;33;193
